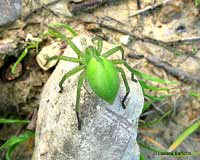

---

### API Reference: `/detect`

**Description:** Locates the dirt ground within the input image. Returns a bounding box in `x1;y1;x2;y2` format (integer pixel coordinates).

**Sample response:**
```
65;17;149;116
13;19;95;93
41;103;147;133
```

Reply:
0;0;200;159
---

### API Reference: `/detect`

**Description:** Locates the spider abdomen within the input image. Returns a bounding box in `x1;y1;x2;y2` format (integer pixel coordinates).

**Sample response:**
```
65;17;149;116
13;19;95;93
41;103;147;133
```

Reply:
86;57;120;104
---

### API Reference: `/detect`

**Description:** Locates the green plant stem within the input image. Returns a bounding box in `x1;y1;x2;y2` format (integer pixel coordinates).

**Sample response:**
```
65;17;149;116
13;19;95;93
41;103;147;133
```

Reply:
0;118;29;124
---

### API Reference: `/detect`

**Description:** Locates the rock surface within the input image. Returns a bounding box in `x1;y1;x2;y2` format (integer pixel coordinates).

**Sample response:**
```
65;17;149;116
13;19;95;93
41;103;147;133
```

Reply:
36;42;61;71
0;38;19;60
0;0;21;27
34;34;144;160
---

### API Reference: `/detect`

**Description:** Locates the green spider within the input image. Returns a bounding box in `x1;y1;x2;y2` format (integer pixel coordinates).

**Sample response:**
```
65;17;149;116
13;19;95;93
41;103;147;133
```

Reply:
46;24;137;129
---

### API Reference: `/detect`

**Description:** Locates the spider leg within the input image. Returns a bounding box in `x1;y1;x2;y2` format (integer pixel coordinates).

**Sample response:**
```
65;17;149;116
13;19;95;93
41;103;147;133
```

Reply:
47;27;83;58
59;65;85;92
116;67;130;109
48;23;78;37
102;46;125;60
111;59;137;82
75;71;86;130
92;37;103;54
136;0;141;9
45;55;84;66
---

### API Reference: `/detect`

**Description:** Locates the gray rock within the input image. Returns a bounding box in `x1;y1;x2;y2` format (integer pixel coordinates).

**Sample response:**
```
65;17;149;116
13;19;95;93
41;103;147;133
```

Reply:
0;0;21;27
0;38;19;60
34;34;144;160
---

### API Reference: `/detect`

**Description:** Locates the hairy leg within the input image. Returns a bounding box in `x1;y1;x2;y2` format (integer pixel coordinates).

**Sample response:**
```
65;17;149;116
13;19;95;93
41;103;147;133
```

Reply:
116;67;130;109
59;65;85;92
137;0;141;9
102;46;125;60
75;71;86;130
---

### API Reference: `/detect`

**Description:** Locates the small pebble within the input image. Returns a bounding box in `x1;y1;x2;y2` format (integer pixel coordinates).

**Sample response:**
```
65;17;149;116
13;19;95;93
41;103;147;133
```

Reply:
36;42;61;71
86;24;101;32
119;35;132;46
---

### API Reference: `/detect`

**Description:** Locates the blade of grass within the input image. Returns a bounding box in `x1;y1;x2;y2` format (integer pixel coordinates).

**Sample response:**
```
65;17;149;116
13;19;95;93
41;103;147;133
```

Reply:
133;69;177;84
140;153;146;160
195;0;200;6
0;131;34;160
11;48;28;74
188;91;200;99
0;131;34;150
0;118;29;124
168;119;200;152
140;109;172;127
6;144;17;160
139;80;169;91
144;93;171;101
143;101;153;112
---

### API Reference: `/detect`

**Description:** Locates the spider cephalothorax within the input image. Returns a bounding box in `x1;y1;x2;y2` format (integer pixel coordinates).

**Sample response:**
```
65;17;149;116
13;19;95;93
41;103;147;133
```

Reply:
46;24;136;129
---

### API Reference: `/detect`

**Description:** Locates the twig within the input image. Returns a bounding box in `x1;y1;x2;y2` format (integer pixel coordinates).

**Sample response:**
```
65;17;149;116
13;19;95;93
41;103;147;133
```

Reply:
136;0;141;9
145;55;200;83
144;96;165;115
103;16;126;26
128;0;173;18
141;134;167;150
27;108;38;131
167;36;200;45
69;0;142;14
79;19;200;83
91;21;197;57
69;0;124;14
128;52;200;83
69;0;105;14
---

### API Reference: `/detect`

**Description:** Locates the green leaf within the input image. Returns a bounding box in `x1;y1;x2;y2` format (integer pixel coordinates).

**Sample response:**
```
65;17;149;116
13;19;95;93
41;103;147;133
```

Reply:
6;144;18;160
0;131;34;150
0;118;29;124
133;69;177;84
195;0;200;6
140;153;146;160
11;48;28;74
139;80;169;91
168;119;200;151
188;91;200;99
0;131;34;160
143;101;153;112
144;93;171;101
